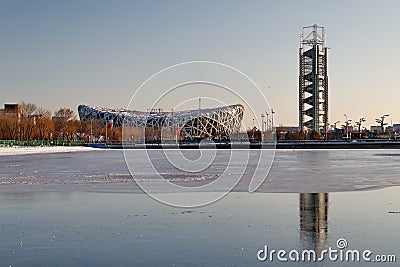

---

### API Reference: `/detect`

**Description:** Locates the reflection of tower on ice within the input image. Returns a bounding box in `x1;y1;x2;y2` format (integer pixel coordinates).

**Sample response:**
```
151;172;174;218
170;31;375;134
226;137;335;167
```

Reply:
299;193;329;251
299;24;329;134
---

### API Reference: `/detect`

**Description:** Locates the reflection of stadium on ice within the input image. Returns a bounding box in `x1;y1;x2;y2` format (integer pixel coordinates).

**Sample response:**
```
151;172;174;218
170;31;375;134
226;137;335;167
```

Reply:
78;104;245;143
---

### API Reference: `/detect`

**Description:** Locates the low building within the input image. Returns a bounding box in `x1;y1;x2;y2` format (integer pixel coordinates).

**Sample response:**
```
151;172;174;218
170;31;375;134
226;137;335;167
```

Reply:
370;125;383;134
276;126;300;133
3;103;21;117
275;126;302;140
342;125;354;132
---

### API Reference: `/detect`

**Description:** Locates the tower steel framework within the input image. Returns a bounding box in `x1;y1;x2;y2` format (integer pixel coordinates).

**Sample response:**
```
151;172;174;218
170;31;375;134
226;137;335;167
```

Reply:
299;24;328;133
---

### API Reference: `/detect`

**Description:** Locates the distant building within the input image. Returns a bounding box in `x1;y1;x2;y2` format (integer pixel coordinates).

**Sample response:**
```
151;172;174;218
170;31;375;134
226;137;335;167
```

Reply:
342;125;354;132
275;126;302;140
276;126;300;133
393;124;400;132
3;103;21;117
28;114;43;124
370;125;383;134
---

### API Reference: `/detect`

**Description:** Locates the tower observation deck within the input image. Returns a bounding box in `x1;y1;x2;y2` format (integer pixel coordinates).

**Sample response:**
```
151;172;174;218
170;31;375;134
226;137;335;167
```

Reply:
299;24;328;133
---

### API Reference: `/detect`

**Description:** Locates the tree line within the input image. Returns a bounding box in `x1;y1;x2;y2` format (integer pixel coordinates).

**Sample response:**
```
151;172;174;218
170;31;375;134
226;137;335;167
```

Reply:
0;102;121;142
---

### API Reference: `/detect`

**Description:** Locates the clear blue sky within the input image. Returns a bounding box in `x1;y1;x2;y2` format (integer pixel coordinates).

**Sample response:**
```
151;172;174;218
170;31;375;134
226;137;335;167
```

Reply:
1;0;400;128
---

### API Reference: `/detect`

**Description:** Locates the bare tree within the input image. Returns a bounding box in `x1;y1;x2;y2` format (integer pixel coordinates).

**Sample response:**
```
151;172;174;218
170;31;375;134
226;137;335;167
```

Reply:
36;107;51;117
0;116;19;140
20;102;37;117
54;108;75;140
19;117;35;140
54;108;75;120
35;107;53;140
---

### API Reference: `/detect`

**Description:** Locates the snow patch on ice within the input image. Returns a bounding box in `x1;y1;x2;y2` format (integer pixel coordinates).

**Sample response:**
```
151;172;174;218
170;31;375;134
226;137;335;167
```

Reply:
0;146;97;156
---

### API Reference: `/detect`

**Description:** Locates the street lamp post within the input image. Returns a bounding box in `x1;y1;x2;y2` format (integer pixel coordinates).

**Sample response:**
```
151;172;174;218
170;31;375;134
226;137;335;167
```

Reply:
261;114;265;133
261;114;265;142
270;109;275;141
264;121;267;139
268;119;272;134
252;118;255;140
271;109;275;131
344;114;349;140
375;114;389;134
355;118;366;139
90;119;93;143
344;114;352;141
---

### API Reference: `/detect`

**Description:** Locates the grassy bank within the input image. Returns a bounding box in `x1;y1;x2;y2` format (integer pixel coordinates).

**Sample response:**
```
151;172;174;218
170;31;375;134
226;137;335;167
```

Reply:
0;140;86;147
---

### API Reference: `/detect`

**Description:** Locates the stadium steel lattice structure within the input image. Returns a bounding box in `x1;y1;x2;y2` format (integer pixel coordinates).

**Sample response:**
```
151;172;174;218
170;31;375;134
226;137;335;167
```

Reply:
77;104;244;140
299;24;329;133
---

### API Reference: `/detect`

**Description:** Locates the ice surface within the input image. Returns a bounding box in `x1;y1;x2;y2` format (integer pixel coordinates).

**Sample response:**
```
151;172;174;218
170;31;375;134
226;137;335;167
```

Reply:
1;149;400;193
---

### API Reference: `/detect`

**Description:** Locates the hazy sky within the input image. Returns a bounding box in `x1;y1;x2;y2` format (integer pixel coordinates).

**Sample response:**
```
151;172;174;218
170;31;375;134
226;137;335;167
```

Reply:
1;0;400;128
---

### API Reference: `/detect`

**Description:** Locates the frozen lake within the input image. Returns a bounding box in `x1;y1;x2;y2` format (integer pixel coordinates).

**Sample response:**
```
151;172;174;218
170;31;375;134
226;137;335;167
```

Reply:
0;189;399;266
0;149;399;266
1;149;400;193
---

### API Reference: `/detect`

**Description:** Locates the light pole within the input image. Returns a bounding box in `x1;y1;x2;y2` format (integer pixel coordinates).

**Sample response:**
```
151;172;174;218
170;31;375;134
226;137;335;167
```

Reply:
264;121;267;139
355;118;366;138
375;114;389;134
261;114;265;133
261;114;265;142
90;119;93;143
266;112;269;131
271;109;275;132
344;114;351;140
268;119;272;135
252;118;255;140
